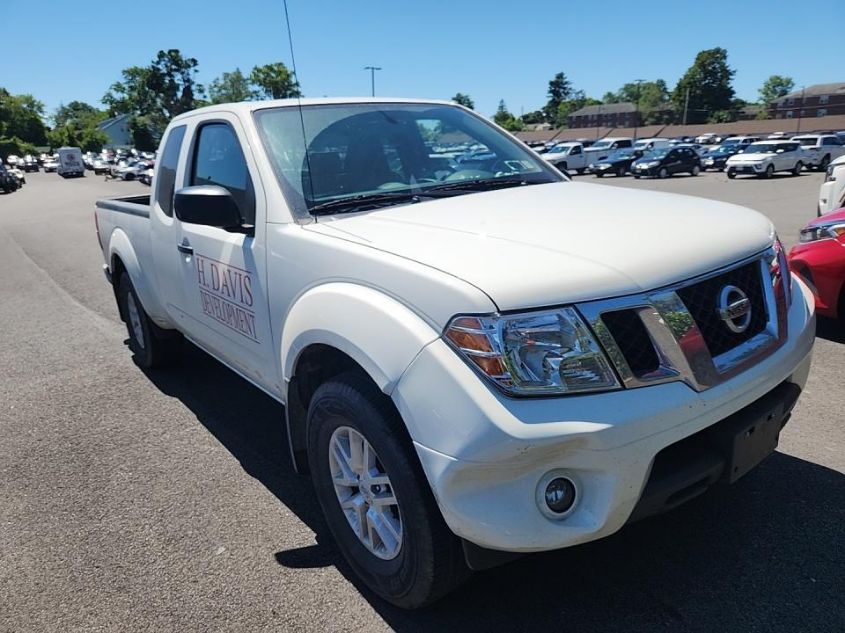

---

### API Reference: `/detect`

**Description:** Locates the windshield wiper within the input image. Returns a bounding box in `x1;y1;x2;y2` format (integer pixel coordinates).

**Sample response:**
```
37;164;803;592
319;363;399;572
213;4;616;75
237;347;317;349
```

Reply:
421;177;540;195
309;191;424;216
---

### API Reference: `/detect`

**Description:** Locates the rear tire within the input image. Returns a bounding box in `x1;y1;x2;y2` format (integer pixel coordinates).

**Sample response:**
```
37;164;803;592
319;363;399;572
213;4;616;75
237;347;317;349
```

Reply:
691;165;700;176
307;372;469;609
117;273;181;369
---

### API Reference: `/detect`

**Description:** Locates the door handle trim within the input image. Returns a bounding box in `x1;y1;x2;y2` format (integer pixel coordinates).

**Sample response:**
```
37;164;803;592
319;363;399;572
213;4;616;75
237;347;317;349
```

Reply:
177;242;193;255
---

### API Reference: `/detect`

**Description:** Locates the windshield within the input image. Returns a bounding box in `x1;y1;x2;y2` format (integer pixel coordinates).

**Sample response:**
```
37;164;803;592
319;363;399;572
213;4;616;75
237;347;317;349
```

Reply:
643;149;669;160
608;150;636;160
589;141;612;150
254;103;561;216
744;143;778;154
721;138;741;146
793;137;817;147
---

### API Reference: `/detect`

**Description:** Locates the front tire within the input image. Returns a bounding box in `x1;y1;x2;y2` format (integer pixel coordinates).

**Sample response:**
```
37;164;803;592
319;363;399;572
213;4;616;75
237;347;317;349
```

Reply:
793;161;803;176
727;169;736;179
307;373;468;609
117;273;181;369
763;164;774;179
658;167;669;179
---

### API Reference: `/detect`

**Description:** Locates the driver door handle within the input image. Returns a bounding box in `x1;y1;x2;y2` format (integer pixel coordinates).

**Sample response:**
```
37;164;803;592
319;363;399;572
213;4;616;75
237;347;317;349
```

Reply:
177;240;193;255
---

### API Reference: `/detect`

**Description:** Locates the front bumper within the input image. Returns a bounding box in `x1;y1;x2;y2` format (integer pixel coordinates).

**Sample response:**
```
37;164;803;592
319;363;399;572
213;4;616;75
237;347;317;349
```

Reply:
728;163;766;175
393;279;815;553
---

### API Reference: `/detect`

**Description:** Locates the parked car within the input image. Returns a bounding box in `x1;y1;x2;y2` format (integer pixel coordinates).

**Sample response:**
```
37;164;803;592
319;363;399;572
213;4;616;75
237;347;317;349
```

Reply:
633;138;671;152
818;155;845;216
92;158;111;175
671;142;708;156
725;140;805;179
631;146;701;178
589;148;644;177
541;142;588;173
43;157;59;173
7;166;25;186
720;136;761;151
767;132;790;140
788;208;845;318
0;164;19;193
57;146;85;177
790;134;845;171
583;137;633;162
138;166;154;185
701;145;742;171
6;154;20;167
93;98;814;609
113;159;150;181
695;133;718;144
22;156;39;172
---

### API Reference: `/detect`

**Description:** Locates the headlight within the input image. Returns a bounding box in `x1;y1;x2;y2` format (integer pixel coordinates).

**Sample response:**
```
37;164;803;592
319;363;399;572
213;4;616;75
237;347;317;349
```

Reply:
598;163;611;170
825;164;837;182
769;238;793;308
444;308;621;396
799;222;845;243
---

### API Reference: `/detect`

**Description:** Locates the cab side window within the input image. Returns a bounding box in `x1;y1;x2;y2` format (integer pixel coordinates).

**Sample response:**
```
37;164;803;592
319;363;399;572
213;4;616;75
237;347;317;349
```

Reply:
154;125;186;217
191;123;255;225
571;145;581;155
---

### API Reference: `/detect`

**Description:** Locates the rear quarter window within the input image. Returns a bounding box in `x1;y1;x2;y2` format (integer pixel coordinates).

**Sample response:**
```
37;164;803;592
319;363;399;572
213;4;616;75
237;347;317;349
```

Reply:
155;125;187;217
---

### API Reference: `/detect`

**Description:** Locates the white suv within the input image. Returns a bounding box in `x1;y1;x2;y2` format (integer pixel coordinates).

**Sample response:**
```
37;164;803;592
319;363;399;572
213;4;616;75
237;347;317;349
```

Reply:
726;140;806;179
818;154;845;215
791;134;845;171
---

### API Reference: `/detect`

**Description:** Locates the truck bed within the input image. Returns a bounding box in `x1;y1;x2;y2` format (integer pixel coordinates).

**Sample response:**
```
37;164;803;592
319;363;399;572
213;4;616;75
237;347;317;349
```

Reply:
96;194;151;217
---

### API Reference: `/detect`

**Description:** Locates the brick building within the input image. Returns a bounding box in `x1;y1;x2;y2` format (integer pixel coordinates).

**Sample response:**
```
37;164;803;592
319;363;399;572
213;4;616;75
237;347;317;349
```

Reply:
567;103;641;129
768;82;845;120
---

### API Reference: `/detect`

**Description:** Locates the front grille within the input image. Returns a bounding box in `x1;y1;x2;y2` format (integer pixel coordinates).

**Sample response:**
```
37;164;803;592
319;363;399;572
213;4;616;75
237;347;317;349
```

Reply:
676;261;767;358
601;310;660;377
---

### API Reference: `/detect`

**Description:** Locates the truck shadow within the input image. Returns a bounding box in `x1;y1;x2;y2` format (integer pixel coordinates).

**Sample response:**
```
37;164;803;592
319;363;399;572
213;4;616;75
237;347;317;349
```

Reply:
816;316;845;344
142;343;844;633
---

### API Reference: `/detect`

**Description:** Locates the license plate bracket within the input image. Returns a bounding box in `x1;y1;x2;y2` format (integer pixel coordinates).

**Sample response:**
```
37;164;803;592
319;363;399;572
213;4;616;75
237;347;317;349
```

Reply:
708;384;799;483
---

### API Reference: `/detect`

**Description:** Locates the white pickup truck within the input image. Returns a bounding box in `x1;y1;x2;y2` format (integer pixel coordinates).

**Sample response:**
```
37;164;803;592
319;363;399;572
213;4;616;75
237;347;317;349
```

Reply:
94;98;815;608
792;134;845;171
540;142;588;174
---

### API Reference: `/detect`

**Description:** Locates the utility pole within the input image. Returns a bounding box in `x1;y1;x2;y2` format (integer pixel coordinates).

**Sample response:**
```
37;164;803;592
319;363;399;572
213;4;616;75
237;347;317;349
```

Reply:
633;79;644;139
596;103;601;139
682;85;690;126
796;86;805;133
364;66;381;97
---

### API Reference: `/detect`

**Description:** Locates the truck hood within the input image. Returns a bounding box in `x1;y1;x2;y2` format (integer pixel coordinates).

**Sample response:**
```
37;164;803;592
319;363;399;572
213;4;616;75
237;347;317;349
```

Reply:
308;182;774;311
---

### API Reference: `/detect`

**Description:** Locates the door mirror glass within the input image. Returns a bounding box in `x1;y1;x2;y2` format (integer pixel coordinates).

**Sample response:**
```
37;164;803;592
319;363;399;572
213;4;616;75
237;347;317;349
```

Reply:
174;185;243;228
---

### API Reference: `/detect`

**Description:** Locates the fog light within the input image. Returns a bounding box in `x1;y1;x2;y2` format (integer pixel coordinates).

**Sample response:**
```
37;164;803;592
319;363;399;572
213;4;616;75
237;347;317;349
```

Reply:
545;478;576;513
536;471;579;519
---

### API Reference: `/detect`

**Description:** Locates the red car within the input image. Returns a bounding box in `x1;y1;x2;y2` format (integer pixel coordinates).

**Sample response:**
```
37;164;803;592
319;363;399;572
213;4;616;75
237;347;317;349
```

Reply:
788;208;845;318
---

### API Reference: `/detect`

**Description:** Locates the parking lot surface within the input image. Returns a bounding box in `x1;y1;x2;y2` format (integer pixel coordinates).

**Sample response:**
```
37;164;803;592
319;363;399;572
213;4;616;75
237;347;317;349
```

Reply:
1;171;842;632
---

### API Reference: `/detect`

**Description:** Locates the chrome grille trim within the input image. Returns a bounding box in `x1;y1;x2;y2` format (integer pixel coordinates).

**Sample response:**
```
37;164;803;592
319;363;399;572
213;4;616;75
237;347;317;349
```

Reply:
577;248;786;393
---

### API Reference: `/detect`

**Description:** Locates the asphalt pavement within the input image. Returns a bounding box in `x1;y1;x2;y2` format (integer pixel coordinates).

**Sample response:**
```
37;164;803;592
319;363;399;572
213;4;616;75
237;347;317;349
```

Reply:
1;170;842;632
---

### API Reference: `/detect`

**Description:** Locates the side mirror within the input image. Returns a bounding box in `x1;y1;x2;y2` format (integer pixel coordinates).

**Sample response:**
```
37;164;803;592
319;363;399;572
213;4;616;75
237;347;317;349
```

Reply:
174;185;242;228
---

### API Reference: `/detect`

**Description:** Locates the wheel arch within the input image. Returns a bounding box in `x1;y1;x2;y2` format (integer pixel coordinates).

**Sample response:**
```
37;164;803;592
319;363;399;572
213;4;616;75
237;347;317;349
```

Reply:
280;283;441;472
106;228;169;324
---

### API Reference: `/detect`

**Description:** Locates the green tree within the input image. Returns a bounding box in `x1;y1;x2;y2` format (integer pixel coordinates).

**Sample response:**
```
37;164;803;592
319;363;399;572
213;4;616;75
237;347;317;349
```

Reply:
452;93;474;109
672;48;735;124
50;101;108;151
521;110;545;125
0;88;48;146
103;50;205;141
53;101;104;128
209;68;256;104
543;72;573;123
757;75;795;119
493;100;523;132
603;80;670;123
250;62;301;100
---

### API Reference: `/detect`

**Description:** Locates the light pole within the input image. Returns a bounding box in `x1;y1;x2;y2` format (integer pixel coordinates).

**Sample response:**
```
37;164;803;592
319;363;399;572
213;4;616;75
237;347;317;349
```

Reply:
633;79;644;140
364;66;382;97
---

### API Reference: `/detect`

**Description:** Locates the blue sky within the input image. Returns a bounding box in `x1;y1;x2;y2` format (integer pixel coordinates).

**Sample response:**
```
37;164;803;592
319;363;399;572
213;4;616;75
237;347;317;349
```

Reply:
4;0;841;121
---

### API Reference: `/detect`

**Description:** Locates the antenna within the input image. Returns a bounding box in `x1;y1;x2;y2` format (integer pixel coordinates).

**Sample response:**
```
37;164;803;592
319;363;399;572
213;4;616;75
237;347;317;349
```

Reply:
282;0;316;211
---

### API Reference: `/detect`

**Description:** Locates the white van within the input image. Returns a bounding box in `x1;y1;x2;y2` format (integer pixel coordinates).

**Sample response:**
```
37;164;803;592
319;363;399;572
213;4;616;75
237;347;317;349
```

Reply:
57;147;85;178
633;138;671;152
